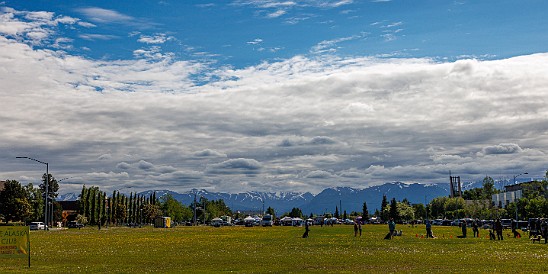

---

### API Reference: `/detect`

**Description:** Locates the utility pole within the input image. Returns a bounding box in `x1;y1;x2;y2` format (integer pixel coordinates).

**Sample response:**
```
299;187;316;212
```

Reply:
17;157;49;230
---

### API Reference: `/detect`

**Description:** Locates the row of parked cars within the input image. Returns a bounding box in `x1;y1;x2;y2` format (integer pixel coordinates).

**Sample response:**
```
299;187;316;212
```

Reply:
29;221;84;230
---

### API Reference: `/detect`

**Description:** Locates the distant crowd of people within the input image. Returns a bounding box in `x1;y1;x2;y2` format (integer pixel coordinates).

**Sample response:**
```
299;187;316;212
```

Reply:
301;217;548;244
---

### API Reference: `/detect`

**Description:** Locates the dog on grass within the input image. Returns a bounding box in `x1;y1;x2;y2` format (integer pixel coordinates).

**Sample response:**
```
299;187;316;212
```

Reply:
489;229;496;240
531;235;542;243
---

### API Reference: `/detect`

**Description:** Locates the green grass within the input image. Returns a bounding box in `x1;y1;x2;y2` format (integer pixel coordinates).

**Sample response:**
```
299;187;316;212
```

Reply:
2;224;548;273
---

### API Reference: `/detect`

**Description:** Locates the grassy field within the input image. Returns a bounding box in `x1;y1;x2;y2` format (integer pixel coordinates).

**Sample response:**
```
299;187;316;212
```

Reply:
2;224;548;273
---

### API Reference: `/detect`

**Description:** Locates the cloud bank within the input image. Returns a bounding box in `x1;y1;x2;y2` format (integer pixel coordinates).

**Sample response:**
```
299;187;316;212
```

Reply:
1;5;547;195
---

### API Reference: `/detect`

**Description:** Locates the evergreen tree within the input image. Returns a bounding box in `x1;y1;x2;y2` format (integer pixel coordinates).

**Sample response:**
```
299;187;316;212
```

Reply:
362;201;369;219
89;187;97;224
115;203;127;224
482;176;496;199
389;198;398;221
40;173;59;199
289;207;303;218
266;206;276;217
334;206;339;219
129;192;134;223
79;185;87;215
380;194;389;221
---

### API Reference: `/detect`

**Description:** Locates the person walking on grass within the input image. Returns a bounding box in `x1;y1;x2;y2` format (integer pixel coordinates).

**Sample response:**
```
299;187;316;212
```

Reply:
358;222;362;237
426;220;434;238
302;221;310;238
541;218;548;244
354;222;359;237
388;218;396;239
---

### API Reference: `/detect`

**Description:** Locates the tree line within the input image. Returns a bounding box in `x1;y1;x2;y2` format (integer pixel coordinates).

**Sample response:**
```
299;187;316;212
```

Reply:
0;174;60;224
2;173;547;225
0;174;232;226
75;186;234;226
378;176;548;223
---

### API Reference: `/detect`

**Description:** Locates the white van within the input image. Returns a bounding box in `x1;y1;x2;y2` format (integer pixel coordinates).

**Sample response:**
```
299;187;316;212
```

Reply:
261;215;273;227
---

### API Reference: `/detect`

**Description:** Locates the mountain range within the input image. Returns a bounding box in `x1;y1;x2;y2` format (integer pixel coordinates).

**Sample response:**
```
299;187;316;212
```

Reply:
57;178;529;215
58;182;450;215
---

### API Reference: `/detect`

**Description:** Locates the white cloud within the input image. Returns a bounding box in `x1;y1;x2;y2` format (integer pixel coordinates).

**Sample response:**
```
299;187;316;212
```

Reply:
137;33;173;44
194;149;228;158
206;158;263;175
3;6;548;194
77;7;134;24
479;143;523;156
79;34;118;40
310;34;363;54
266;10;286;18
247;38;263;45
305;170;333;179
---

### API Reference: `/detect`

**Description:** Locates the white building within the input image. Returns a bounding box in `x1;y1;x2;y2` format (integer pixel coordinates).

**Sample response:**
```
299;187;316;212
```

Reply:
492;189;522;208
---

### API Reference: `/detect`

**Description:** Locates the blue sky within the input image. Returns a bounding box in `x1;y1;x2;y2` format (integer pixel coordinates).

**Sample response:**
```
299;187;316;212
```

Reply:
1;1;548;195
6;1;548;69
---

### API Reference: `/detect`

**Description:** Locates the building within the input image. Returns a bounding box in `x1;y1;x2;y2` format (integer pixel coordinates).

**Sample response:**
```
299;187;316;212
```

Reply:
0;180;5;191
58;201;80;223
492;190;522;208
491;181;538;208
450;175;462;198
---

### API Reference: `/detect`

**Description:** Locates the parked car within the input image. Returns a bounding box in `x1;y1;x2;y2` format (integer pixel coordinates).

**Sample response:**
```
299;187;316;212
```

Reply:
517;220;528;231
501;219;513;229
67;221;85;228
441;220;452;226
29;222;47;230
431;219;443;226
482;220;493;229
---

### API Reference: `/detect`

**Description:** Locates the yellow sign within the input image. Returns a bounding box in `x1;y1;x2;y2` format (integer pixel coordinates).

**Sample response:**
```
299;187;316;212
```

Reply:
0;226;30;257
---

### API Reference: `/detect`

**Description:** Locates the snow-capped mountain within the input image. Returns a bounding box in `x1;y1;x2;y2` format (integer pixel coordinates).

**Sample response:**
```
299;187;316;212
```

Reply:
55;176;541;214
301;182;450;215
58;182;454;214
139;189;314;214
57;192;80;201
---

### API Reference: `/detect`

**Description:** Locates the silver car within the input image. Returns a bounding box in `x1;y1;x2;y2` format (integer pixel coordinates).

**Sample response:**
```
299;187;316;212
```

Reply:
29;222;47;230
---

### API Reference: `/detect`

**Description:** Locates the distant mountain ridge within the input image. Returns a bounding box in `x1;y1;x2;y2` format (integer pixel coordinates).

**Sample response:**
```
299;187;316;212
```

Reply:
58;182;451;214
56;177;539;214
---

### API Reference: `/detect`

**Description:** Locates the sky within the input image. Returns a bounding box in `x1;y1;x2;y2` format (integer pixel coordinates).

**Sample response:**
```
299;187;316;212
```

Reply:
1;0;548;195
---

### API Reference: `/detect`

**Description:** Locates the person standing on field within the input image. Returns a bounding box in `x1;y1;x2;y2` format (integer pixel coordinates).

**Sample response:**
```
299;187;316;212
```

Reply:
541;219;548;244
494;219;503;240
461;220;467;238
472;219;479;238
426;220;434;238
302;221;310;238
388;218;396;239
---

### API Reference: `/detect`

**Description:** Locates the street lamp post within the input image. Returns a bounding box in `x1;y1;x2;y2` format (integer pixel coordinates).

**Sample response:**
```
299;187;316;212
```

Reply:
513;172;528;221
17;156;49;230
49;198;53;228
